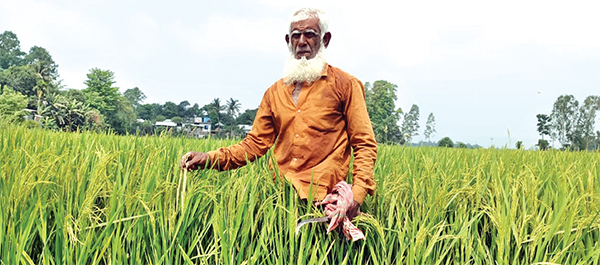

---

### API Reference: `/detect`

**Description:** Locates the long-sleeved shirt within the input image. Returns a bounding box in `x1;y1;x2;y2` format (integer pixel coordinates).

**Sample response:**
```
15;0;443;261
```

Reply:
207;64;377;204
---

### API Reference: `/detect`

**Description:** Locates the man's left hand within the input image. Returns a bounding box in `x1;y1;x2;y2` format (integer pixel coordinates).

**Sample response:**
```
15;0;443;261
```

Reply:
346;200;361;220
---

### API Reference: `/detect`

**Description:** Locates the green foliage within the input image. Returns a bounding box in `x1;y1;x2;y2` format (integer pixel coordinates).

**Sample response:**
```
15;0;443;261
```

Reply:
225;97;241;119
365;80;402;144
0;31;26;69
548;94;600;150
22;119;41;129
456;142;468;148
401;104;420;144
162;101;179;119
171;116;183;125
236;108;258;125
40;93;102;131
536;114;552;140
25;45;58;81
515;141;523;149
83;68;120;113
0;65;38;97
0;86;28;123
550;95;579;147
575;95;600;150
82;68;135;134
438;136;454;148
123;87;146;109
423;112;436;142
137;103;163;121
3;127;600;263
205;98;226;133
538;139;550;150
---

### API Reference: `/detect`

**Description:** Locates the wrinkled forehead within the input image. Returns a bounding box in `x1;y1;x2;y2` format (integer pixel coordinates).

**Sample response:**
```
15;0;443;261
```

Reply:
289;18;321;34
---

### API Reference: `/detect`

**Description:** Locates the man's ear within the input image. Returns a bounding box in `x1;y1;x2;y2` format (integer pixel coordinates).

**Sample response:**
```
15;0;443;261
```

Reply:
285;34;290;45
323;32;331;48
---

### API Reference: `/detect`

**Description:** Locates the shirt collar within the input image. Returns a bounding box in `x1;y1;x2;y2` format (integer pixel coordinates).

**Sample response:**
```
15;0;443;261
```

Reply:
321;63;329;77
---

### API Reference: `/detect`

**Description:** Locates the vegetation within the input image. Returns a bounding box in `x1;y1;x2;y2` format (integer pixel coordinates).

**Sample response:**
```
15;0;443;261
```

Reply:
438;136;454;148
539;94;600;150
2;125;600;264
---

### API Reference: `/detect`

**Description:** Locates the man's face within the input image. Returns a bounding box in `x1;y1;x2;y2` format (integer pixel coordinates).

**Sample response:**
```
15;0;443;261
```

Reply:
286;18;325;60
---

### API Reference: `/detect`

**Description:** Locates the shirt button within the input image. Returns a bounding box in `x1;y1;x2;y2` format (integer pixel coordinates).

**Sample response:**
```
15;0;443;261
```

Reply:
295;134;299;138
297;109;301;113
293;158;297;161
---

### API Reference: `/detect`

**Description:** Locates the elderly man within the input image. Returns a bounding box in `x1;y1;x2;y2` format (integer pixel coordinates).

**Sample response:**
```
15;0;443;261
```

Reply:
180;8;377;215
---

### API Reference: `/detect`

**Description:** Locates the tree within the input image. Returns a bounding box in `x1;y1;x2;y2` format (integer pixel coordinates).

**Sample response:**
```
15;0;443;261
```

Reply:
575;95;600;150
206;98;225;129
123;87;146;110
424;112;436;142
236;108;258;125
538;139;550;150
155;115;166;122
82;68;135;133
177;100;191;119
456;142;467;148
516;141;523;149
401;104;420;144
171;116;183;125
25;46;58;81
0;65;38;97
83;68;120;114
0;31;26;69
0;87;28;123
40;93;102;131
162;101;179;119
365;80;402;144
137;103;162;121
550;95;579;148
438;137;454;148
187;103;202;119
226;98;241;119
536;114;552;140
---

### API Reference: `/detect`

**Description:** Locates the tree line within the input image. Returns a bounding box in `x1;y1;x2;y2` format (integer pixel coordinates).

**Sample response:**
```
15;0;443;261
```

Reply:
2;30;451;145
364;80;446;146
0;31;256;136
536;95;600;150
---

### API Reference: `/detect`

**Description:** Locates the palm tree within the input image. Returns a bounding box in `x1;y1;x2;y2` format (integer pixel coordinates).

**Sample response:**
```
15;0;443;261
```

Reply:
225;98;242;136
226;98;241;119
209;98;225;135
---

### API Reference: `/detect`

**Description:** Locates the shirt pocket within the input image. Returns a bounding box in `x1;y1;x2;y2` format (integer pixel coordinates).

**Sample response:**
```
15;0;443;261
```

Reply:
305;103;342;133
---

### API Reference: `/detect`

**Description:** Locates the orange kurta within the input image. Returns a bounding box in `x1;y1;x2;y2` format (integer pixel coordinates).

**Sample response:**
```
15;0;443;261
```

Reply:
207;64;377;204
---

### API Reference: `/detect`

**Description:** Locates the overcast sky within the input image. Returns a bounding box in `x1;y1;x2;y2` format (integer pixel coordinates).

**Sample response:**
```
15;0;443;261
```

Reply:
2;0;599;148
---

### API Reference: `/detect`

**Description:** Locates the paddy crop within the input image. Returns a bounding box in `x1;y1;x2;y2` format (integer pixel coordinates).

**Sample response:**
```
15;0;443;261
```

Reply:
1;125;600;264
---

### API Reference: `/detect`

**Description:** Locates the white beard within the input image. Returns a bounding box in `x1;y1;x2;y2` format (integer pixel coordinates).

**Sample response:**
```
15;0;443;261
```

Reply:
283;46;326;87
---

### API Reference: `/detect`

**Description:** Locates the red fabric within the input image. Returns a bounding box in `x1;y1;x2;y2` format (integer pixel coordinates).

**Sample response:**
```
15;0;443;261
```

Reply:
316;181;365;242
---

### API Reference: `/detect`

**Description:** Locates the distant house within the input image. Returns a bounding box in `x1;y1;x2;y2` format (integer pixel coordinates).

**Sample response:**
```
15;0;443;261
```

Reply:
23;109;42;122
238;124;252;136
184;117;212;138
155;119;177;127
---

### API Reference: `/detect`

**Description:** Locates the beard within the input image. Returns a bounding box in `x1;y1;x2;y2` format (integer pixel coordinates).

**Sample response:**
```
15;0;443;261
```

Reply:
283;45;326;87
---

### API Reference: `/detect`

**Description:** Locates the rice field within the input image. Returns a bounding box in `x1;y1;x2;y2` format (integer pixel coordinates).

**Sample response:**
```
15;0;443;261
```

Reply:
1;125;600;264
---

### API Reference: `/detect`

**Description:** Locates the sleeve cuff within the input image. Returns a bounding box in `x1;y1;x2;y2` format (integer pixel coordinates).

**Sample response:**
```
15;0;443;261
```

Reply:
352;185;368;205
206;151;217;169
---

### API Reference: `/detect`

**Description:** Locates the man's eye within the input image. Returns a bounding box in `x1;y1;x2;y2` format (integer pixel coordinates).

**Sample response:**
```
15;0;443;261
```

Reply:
292;33;302;39
303;32;316;38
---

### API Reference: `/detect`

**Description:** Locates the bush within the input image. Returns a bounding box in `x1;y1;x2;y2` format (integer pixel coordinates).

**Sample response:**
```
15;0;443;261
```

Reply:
22;119;41;129
438;137;454;148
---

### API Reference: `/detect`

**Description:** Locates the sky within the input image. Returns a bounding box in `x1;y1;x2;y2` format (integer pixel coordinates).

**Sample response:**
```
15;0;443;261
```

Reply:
1;0;599;148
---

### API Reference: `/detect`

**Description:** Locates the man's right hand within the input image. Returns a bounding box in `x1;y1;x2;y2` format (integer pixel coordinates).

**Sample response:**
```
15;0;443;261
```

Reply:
180;151;209;171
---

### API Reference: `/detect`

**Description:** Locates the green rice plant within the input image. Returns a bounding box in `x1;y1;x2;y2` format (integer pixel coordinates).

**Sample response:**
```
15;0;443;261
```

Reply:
1;124;600;264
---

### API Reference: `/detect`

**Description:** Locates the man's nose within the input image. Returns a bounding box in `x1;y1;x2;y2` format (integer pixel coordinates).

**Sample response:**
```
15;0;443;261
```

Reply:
297;34;308;46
